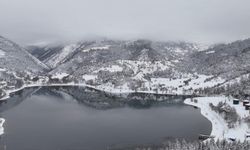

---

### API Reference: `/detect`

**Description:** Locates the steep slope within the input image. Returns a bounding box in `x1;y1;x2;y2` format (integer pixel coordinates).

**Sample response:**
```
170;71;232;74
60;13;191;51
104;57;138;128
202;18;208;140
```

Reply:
27;44;64;63
0;35;49;98
28;40;200;75
187;39;250;78
0;36;49;72
27;43;87;69
180;38;250;96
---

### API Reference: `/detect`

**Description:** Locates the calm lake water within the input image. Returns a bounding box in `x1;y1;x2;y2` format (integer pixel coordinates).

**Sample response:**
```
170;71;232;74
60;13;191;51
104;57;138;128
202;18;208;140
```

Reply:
0;87;211;150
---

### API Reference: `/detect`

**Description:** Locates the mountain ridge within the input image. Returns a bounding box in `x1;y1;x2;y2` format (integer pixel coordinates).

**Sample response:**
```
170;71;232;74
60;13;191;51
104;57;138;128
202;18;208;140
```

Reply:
1;35;250;99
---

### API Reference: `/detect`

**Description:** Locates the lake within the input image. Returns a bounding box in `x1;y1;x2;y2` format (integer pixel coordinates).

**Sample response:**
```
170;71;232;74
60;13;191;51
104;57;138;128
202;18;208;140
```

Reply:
0;87;211;150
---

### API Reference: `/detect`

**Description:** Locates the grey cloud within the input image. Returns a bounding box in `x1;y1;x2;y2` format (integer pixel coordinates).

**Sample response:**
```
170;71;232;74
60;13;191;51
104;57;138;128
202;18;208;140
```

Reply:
0;0;250;45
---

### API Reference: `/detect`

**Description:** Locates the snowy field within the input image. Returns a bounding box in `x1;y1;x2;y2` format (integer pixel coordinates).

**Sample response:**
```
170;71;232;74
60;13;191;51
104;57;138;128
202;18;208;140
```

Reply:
80;73;225;95
82;45;110;53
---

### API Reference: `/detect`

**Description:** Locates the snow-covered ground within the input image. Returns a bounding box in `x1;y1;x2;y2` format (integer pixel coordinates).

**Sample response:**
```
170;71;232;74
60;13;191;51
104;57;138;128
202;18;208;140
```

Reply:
80;73;225;95
184;96;250;142
0;67;6;71
0;49;5;57
51;73;69;80
116;60;172;74
94;65;123;73
82;45;110;53
0;118;5;136
206;50;215;54
151;75;225;94
82;74;97;81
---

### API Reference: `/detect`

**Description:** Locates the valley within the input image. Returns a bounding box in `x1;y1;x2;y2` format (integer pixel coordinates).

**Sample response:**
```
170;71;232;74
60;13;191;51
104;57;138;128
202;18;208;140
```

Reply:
1;35;250;149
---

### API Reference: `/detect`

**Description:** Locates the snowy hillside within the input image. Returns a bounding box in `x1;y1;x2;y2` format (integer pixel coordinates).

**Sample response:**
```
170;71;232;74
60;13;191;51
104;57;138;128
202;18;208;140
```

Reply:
26;39;230;96
2;37;250;100
0;35;49;98
0;36;49;72
29;40;202;70
187;38;250;78
25;39;250;97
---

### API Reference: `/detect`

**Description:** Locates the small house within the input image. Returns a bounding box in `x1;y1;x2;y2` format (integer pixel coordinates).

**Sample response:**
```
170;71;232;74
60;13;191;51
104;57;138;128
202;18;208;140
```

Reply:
243;100;250;106
245;103;250;110
233;99;240;105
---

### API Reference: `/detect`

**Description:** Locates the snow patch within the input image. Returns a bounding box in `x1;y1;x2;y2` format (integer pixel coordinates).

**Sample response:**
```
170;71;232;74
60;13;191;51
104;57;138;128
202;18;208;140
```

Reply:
173;48;183;53
51;73;69;80
82;74;97;81
0;68;6;72
206;51;215;54
0;49;5;57
150;74;225;95
95;65;123;73
82;45;110;53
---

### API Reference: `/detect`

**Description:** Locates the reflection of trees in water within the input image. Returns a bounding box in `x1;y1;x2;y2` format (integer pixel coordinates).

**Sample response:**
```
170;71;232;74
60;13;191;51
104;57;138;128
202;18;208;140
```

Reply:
0;87;39;141
0;87;40;113
44;86;187;110
48;86;126;109
0;86;189;111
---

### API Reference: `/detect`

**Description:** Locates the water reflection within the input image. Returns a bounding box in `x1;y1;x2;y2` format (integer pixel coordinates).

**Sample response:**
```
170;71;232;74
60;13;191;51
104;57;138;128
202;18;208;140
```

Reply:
0;86;185;114
46;86;187;109
0;86;190;139
0;87;40;139
0;87;41;113
0;86;211;150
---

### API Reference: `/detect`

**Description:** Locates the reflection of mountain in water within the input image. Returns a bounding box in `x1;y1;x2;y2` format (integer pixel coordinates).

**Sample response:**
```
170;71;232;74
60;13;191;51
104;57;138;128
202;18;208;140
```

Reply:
0;86;189;138
0;87;40;137
0;87;40;113
0;86;188;111
46;86;187;109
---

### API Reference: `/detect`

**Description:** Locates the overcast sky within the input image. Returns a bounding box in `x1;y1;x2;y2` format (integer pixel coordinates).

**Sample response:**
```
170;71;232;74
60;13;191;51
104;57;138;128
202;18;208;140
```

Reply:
1;0;250;45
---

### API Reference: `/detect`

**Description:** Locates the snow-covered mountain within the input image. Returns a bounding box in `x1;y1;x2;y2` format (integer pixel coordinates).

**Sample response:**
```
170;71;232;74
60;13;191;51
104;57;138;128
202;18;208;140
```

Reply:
184;38;250;96
0;36;49;72
0;35;49;98
27;39;223;96
28;39;201;73
27;42;88;69
2;36;250;99
188;39;250;78
29;40;200;69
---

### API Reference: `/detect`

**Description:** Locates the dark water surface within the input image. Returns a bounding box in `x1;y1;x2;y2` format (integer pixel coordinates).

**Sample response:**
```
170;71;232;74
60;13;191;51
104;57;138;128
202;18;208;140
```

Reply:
0;87;211;150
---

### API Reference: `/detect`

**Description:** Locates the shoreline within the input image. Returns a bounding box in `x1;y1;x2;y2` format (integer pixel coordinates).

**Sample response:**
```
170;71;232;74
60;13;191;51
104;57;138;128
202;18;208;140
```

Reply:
0;83;197;101
184;97;250;142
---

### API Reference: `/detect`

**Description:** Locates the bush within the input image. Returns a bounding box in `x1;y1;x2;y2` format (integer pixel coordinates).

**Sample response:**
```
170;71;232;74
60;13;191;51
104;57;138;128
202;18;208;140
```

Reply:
210;102;240;128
